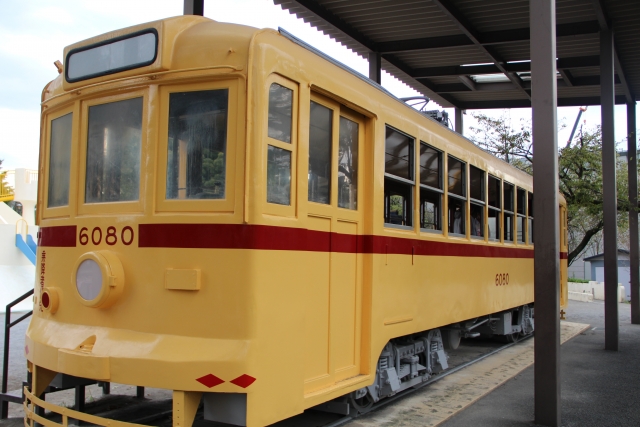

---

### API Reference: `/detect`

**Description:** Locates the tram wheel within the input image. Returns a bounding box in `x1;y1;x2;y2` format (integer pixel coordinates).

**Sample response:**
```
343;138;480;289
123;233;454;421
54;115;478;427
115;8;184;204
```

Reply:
349;392;374;415
519;305;534;337
503;332;520;343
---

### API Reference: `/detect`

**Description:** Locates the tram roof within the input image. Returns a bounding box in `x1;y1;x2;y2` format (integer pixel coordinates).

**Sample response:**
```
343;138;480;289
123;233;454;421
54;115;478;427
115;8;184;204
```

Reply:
273;0;640;109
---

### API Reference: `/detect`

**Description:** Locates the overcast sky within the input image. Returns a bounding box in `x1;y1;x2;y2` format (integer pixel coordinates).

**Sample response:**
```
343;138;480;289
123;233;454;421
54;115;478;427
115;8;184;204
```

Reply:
0;0;636;170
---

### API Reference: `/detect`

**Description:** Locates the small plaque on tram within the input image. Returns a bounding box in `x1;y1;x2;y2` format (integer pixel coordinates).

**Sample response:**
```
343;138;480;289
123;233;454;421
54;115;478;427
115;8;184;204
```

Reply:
66;29;158;83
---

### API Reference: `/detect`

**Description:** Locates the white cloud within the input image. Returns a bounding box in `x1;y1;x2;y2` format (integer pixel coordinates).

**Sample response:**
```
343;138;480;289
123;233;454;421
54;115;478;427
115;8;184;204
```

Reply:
31;6;75;25
0;109;40;170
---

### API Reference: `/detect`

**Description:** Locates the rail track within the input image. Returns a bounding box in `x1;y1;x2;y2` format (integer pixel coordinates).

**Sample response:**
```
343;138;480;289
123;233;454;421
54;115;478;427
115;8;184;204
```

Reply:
320;334;533;427
27;335;530;427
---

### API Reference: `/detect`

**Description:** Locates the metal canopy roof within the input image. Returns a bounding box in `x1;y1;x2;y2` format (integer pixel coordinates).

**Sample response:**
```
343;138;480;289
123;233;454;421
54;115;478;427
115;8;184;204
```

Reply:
273;0;640;109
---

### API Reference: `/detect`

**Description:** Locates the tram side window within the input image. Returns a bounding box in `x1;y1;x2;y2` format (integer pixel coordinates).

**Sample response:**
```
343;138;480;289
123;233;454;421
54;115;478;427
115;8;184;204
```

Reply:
448;156;465;235
384;127;414;226
85;98;142;203
48;113;72;207
488;175;501;240
267;83;293;205
517;187;526;243
166;90;228;200
528;192;534;244
338;116;358;210
308;101;332;204
469;166;485;237
419;143;442;230
503;182;515;242
268;84;293;143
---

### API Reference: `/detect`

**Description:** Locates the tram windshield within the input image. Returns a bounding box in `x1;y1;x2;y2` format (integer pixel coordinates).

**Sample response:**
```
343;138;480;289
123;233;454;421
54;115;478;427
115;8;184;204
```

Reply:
85;97;143;203
166;89;229;200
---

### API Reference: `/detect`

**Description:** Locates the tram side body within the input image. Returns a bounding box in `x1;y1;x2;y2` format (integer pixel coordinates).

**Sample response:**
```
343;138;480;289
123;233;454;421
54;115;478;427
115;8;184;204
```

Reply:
25;17;568;427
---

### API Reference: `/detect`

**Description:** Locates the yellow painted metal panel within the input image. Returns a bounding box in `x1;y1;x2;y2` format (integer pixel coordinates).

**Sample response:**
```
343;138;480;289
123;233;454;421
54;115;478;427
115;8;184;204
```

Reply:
58;348;110;380
330;220;360;381
303;216;331;392
165;269;201;291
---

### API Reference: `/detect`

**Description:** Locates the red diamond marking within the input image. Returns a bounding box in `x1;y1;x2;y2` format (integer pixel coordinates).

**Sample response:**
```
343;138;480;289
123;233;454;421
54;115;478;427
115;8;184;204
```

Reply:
196;374;224;388
230;374;256;388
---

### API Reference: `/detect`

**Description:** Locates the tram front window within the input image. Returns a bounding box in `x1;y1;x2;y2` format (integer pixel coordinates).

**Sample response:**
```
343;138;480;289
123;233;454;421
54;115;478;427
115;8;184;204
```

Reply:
166;89;229;199
85;97;142;203
48;113;73;207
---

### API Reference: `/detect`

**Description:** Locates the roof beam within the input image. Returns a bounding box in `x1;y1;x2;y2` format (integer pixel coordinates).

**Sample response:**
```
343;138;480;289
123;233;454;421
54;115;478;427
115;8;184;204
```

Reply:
411;55;600;78
378;34;472;53
384;58;462;107
592;0;612;30
557;55;601;69
458;95;628;110
559;69;575;87
378;20;599;54
432;75;620;93
591;0;634;102
458;76;477;91
429;0;531;100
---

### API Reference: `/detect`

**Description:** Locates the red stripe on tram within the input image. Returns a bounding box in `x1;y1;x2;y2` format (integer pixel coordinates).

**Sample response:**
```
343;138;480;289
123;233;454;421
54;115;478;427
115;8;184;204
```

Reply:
36;224;565;260
38;226;77;247
138;223;535;259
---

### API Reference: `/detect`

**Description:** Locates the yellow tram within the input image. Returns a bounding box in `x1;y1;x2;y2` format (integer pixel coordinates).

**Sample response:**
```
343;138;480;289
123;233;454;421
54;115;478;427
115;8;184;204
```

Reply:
25;16;568;427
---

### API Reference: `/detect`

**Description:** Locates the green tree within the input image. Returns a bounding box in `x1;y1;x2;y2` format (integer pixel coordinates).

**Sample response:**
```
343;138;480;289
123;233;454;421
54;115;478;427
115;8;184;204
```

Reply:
469;113;532;172
560;127;632;263
467;114;636;266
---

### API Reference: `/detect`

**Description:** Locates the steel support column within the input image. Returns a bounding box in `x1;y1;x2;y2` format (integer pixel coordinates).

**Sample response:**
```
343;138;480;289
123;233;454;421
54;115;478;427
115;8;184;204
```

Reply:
628;102;639;324
455;108;464;134
601;28;619;350
184;0;204;16
530;1;560;426
369;51;381;84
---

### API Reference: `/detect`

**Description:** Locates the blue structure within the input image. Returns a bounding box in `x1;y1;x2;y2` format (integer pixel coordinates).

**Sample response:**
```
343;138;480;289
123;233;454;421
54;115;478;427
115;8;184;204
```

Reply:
15;233;36;265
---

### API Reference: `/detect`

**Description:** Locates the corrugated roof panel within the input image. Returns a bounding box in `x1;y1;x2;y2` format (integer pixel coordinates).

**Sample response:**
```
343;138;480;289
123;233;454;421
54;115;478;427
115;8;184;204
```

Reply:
454;90;529;101
317;0;462;42
556;0;598;24
487;35;600;63
557;85;626;98
455;0;530;32
556;35;600;58
608;0;640;96
568;67;602;78
274;0;371;56
429;76;470;85
274;0;640;107
393;46;489;68
491;41;532;62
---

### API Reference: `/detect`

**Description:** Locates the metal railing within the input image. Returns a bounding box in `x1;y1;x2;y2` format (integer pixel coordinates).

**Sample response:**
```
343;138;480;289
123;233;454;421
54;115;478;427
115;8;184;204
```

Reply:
24;170;38;185
0;170;14;202
1;289;34;418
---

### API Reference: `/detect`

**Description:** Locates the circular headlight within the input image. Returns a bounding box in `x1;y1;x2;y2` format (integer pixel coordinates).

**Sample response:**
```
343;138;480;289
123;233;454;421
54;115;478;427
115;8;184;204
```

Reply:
76;259;103;301
72;251;125;309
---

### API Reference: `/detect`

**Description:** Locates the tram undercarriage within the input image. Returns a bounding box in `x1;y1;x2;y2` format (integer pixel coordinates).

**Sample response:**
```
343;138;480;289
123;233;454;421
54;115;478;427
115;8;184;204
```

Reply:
322;304;535;416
